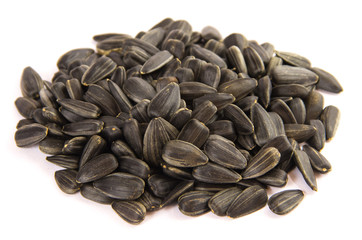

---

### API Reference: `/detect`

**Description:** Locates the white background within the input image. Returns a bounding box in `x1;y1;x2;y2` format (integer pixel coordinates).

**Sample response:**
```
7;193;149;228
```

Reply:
1;0;361;239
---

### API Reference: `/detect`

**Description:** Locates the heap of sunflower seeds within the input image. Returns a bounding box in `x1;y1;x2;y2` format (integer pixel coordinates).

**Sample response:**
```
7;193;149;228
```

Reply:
14;18;342;224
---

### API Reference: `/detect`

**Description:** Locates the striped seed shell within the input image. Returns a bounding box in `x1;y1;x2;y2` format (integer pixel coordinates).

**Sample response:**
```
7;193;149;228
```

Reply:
169;108;192;130
15;97;41;119
294;150;317;191
137;190;162;211
140;50;174;74
20;66;44;99
39;88;57;108
256;75;272;108
199;63;221;88
63;136;88;155
272;65;318;86
203;135;247;169
162;39;185;59
179;82;217;100
269;112;285;136
208;120;237;141
201;25;222;41
15;123;48;147
81;56;117;85
51;82;69;100
242;147;280;179
80;183;114;204
178;191;214;216
112;201;146;225
79;135;107;167
284;124;316;143
118;156;151;180
148;174;179;198
303;145;331;173
84;84;121;116
41;107;67;125
107;79;132;113
248;40;271;65
39;137;64;155
226;185;268;218
269;99;297;124
223;33;248;50
54;169;81;194
162;140;208;167
305;90;324;122
76;153;118;183
62;119;104;136
57;98;101;118
111;140;136;159
161;180;194;207
130;99;150;123
208;187;244;216
312;67;343;93
191;100;217;124
268;189;304;215
94;172;145;200
266;56;283;76
111;66;127;88
224;104;254;135
250;103;277;147
162;163;193;180
243;46;265;78
141;27;166;47
226;46;247;74
237;134;256;151
218;78;258;101
175;67;194;83
307;119;326;151
16;119;35;129
177;118;209;148
204;39;226;57
235;95;258;112
122;118;143;158
256;168;288;187
123;77;156;103
193;93;235;111
46;155;79;169
275;51;311;68
148;82;180;119
192;162;242;183
261;135;292;163
189;44;227;68
288;98;306;124
65;78;83;100
320;105;340;140
272;84;310;98
57;48;94;70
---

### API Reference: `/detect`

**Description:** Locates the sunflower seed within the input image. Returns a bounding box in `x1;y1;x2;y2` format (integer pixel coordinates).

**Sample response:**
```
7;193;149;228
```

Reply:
65;78;83;100
224;104;254;135
161;162;193;180
226;185;268;218
177;119;209;148
57;48;94;70
54;169;82;194
118;156;150;180
235;95;258;112
270;99;297;124
223;33;248;50
249;40;271;65
303;145;331;173
320;105;340;140
81;56;117;85
141;27;166;47
51;82;69;100
84;84;121;116
62;136;88;155
288;98;306;124
129;99;150;123
255;75;272;108
46;154;79;169
123;77;156;103
107;79;132;113
62;119;103;136
39;88;57;108
16;119;35;129
208;120;236;141
175;67;194;83
148;82;180;119
284;124;316;143
15;123;48;147
161;180;194;207
193;93;235;111
80;183;114;204
192;100;217;124
148;174;179;198
311;67;343;93
179;82;217;100
42;107;67;125
218;78;258;101
57;98;101;119
272;84;310;98
268;112;285;136
192;162;242;184
39;137;64;155
169;108;192;130
137;190;162;211
307;120;326;151
162;39;185;59
275;51;311;68
15;97;41;119
243;46;265;78
294;150;317;191
250;103;277;147
112;200;146;224
204;39;226;57
111;139;136;159
189;44;227;68
305;90;324;122
266;56;283;76
20;66;44;99
268;189;304;215
199;63;221;88
226;46;247;74
256;168;288;187
178;191;214;216
208;187;243;216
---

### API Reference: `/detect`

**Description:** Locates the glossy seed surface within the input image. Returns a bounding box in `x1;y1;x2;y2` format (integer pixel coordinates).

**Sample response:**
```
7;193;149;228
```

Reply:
268;189;304;215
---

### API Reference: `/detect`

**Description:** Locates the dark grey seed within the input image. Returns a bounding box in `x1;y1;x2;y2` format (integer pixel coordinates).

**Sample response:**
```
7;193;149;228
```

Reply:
111;66;127;88
199;63;221;88
51;82;69;100
45;123;65;138
54;169;82;194
93;32;131;42
288;98;306;124
39;88;57;108
204;135;247;169
112;200;146;225
154;76;178;92
270;99;297;124
255;75;272;108
58;107;85;123
156;58;181;78
166;20;192;39
148;174;179;198
15;123;48;147
256;168;288;187
39;137;64;155
192;162;242;184
226;46;247;74
189;44;227;68
150;17;174;30
303;145;331;173
236;179;266;189
175;67;194;83
118;156;150;180
294;150;317;191
77;153;118;183
16;119;35;129
62;119;103;136
148;82;180;119
223;33;248;50
226;185;268;218
84;84;121;116
179;82;217;100
320;105;340;140
31;108;49;125
122;118;143;159
275;51;311;68
81;56;117;85
266;56;283;76
15;97;41;119
107;80;132;113
208;120;236;141
235;95;258;112
193;93;235;111
162;39;185;59
123;38;160;56
143;117;179;167
305;90;324;122
307;120;326;150
140;50;174;74
161;162;193;180
268;189;304;215
162;140;208;167
248;40;271;65
208;187;244;216
178;191;214;216
57;98;101;119
123;77;156;103
57;48;94;70
194;182;236;192
238;149;251;163
220;68;238;84
312;67;343;93
70;65;89;81
261;135;292;163
141;27;166;47
94;172;145;200
46;155;79;169
62;136;88;155
272;84;310;98
123;48;150;68
242;147;280;179
218;78;258;101
161;180;194;207
250;103;278;147
137;190;162;211
272;65;318;86
42;107;67;125
177;119;209;148
129;99;150;123
20;66;44;99
277;138;298;173
99;115;124;129
204;39;226;57
243;46;265;78
191;100;217;124
101;126;122;143
207;134;236;146
284;124;316;143
201;25;222;41
52;71;69;84
80;183;114;204
111;140;136;159
224;104;254;135
268;112;285;136
260;42;274;60
169;108;192;130
65;78;83;100
237;134;256;151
